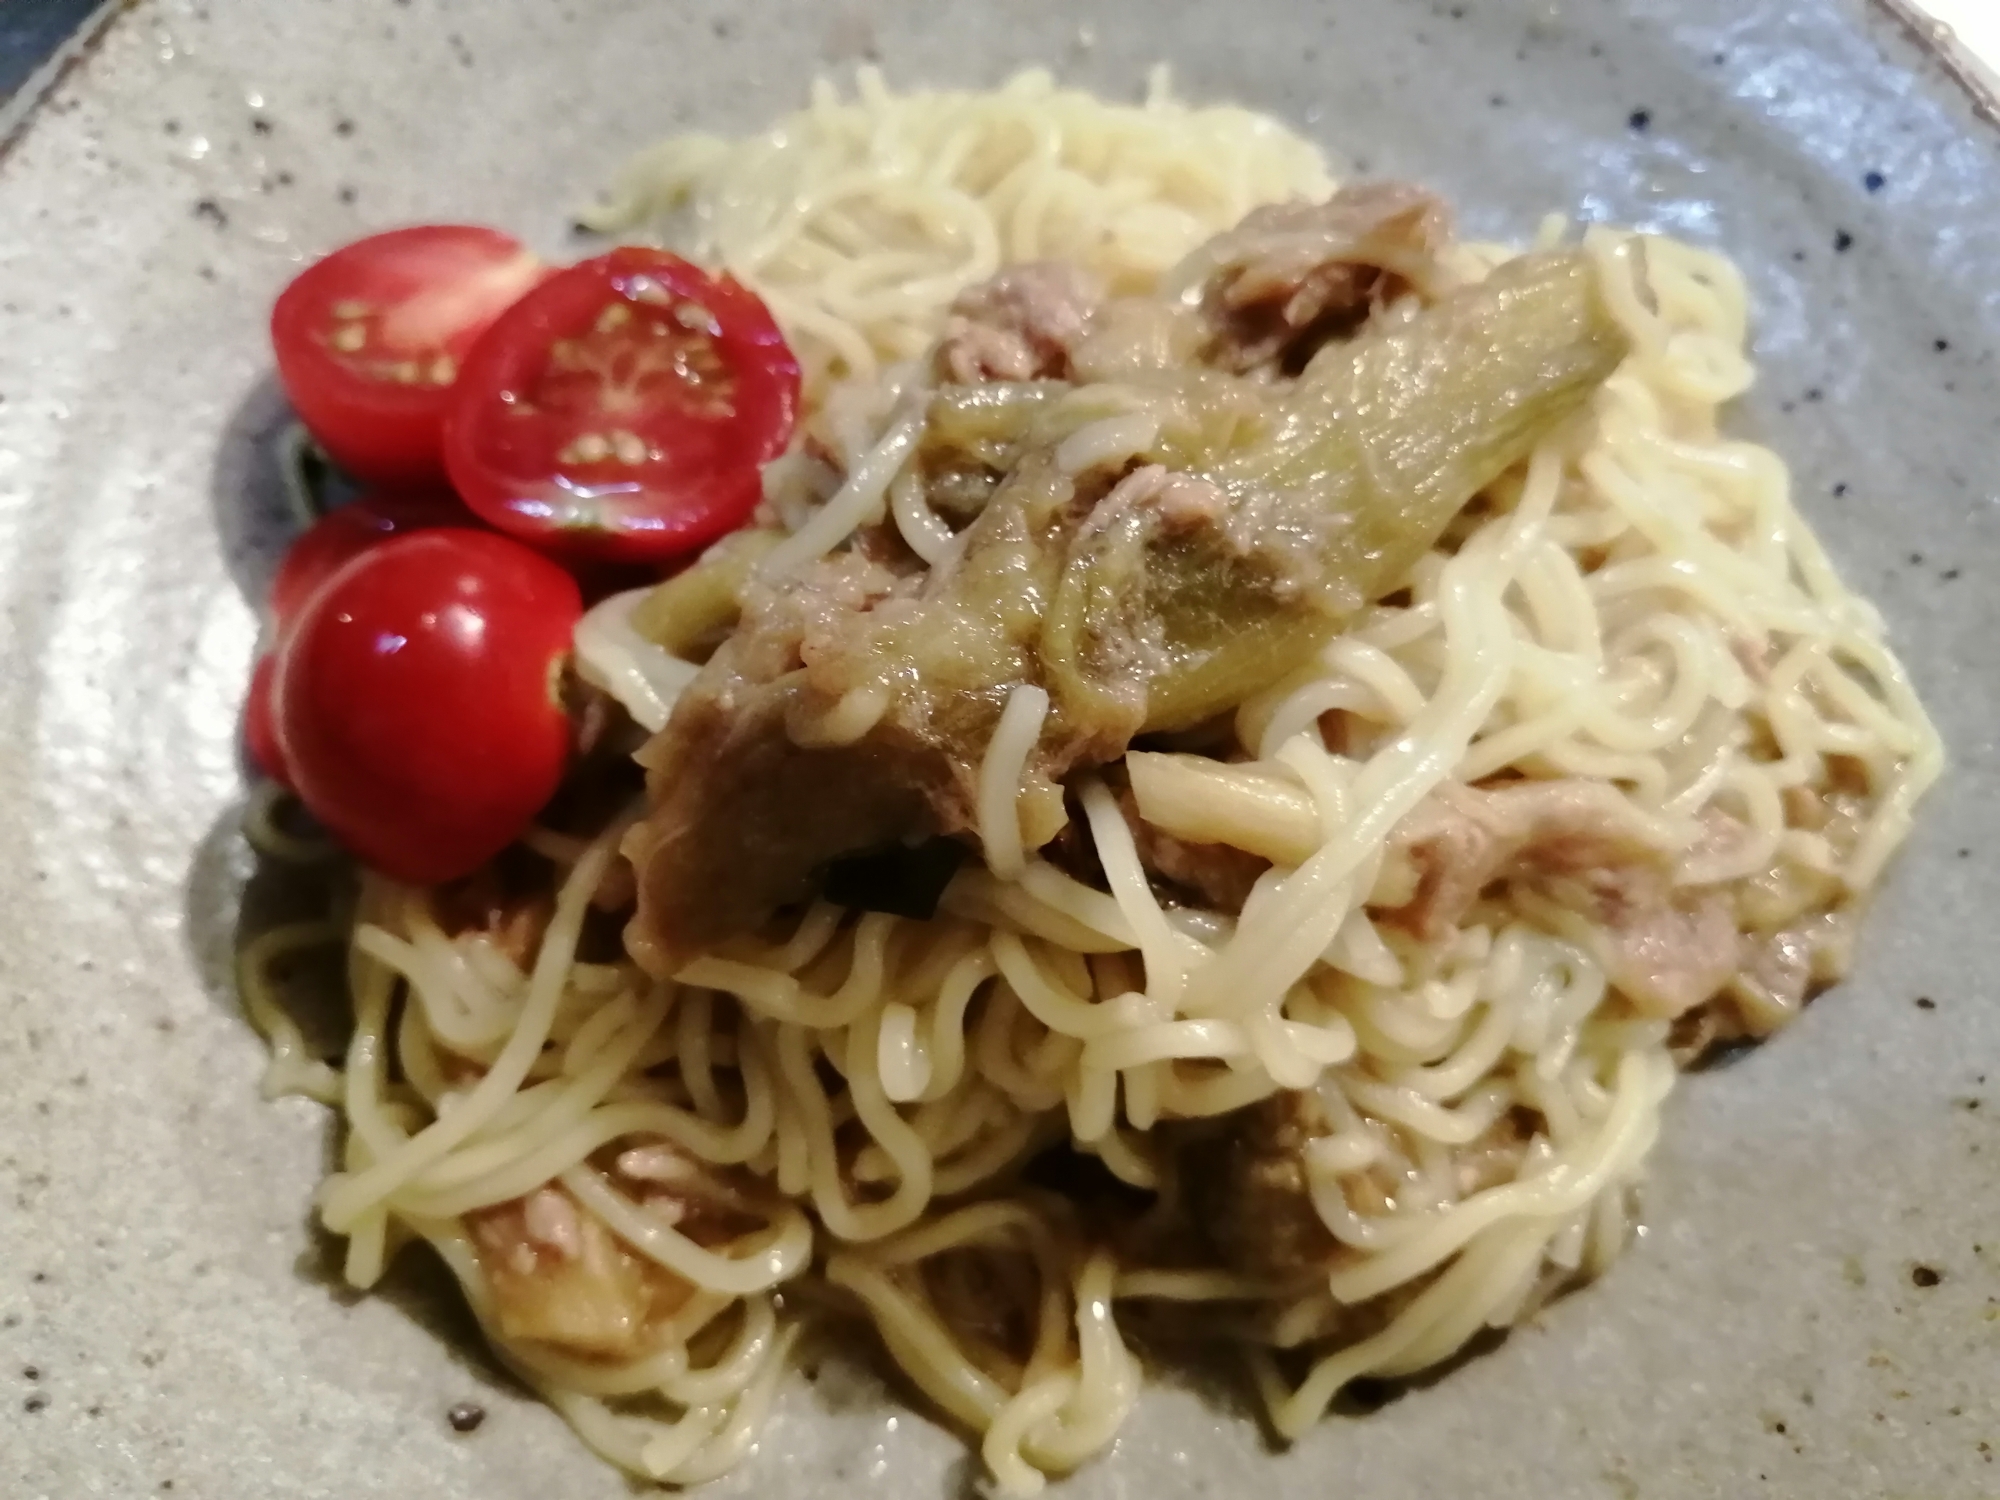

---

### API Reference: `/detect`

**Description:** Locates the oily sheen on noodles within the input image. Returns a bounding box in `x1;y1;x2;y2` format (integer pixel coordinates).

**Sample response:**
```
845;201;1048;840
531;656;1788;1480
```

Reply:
241;73;1939;1498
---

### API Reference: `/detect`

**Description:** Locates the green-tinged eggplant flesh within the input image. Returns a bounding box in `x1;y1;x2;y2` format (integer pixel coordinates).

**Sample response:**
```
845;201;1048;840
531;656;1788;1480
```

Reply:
624;247;1629;971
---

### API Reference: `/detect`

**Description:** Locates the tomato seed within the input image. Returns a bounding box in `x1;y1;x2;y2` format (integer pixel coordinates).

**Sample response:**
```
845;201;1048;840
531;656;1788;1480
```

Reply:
560;431;613;464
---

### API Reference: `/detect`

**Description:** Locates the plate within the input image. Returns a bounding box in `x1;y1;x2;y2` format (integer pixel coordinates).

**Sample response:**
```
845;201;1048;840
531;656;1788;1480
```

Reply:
3;2;1997;1494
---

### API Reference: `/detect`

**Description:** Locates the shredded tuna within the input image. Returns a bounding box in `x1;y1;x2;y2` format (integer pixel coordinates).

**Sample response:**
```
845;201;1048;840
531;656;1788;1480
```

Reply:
1385;779;1679;941
1186;182;1455;374
1382;779;1754;1020
522;1187;584;1260
469;1187;693;1359
937;262;1105;383
1604;892;1743;1019
1189;1088;1533;1279
430;872;554;969
1076;465;1229;541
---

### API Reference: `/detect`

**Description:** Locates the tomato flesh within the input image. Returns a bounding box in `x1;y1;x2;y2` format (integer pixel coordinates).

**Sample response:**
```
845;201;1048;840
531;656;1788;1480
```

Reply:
272;226;545;489
443;248;799;563
272;530;581;883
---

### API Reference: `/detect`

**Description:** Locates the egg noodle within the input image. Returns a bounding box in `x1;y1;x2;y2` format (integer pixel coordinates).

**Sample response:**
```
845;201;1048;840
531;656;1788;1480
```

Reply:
242;69;1940;1493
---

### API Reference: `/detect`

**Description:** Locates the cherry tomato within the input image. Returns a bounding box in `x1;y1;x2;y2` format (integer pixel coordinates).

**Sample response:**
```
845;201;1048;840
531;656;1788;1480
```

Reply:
268;491;478;628
272;530;582;883
243;653;292;788
272;226;547;489
442;248;800;564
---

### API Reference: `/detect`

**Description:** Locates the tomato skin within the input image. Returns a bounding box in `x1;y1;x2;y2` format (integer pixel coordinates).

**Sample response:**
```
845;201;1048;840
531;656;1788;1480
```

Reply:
272;530;581;884
244;653;292;788
272;226;546;489
268;491;479;628
251;492;472;789
443;248;800;564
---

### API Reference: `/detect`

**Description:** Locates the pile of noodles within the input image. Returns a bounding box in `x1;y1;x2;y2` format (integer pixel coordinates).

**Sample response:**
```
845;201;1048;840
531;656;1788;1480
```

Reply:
241;68;1940;1494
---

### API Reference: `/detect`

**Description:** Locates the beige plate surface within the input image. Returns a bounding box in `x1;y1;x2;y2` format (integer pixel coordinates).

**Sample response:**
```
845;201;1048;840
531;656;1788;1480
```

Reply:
3;1;1998;1495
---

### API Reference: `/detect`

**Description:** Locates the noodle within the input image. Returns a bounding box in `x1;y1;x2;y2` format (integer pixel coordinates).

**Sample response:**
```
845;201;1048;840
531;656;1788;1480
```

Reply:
241;68;1943;1499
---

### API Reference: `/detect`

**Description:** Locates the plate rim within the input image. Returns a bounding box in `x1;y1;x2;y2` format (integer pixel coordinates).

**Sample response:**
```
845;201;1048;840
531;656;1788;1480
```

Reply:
3;0;1998;168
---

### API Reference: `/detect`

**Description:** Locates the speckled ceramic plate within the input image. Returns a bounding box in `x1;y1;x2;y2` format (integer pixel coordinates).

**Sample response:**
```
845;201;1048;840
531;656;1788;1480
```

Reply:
4;2;1997;1495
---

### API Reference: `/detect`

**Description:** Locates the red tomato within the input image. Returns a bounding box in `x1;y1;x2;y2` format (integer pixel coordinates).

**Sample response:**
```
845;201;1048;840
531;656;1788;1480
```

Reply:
272;226;547;489
442;248;799;564
244;653;291;788
272;530;581;883
268;491;477;628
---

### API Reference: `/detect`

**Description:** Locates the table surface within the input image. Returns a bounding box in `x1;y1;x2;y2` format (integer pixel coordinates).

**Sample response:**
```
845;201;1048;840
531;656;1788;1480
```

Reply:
1924;0;2000;67
0;0;106;106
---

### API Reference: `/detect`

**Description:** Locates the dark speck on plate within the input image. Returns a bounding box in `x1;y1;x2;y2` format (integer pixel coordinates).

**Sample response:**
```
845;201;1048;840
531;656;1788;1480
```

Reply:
448;1401;487;1433
1915;996;1936;1010
1940;568;1961;582
1910;1264;1943;1288
22;1364;39;1380
1834;229;1854;252
25;1392;49;1413
251;116;272;135
1864;170;1886;193
1908;551;1924;565
1935;337;1951;352
1628;108;1652;132
334;117;355;137
1832;482;1849;497
338;185;357;204
1805;387;1823;402
192;198;227;227
1791;249;1807;264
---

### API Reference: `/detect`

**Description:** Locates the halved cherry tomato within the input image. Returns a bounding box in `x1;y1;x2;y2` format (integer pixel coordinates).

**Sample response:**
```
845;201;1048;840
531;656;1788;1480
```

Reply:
272;226;547;489
272;530;581;883
442;248;799;564
268;490;478;628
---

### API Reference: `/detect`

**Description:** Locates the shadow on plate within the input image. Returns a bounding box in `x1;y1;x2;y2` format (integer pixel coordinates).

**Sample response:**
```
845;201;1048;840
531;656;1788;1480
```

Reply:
181;367;531;1411
181;785;533;1404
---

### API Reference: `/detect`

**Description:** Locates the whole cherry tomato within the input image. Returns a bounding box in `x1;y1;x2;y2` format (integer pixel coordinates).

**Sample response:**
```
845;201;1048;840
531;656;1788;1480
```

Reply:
243;653;291;788
272;529;581;883
267;491;478;628
246;491;479;785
